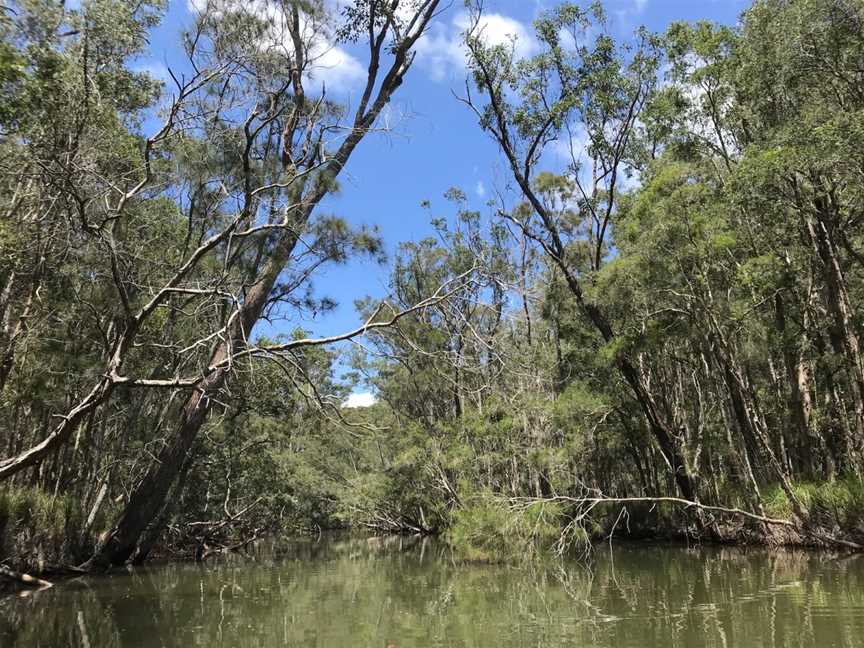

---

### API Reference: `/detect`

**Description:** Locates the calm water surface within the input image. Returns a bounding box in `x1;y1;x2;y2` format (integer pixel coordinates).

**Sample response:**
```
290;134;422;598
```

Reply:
2;536;864;647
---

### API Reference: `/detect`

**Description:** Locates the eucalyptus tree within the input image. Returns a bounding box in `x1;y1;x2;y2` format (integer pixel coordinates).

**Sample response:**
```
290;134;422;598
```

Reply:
371;194;511;421
653;0;864;488
0;0;448;566
304;0;864;546
0;0;168;483
460;3;703;502
728;0;864;473
87;0;446;567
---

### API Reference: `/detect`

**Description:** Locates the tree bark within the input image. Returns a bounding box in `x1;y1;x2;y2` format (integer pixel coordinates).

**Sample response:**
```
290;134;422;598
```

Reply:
775;293;819;477
87;234;296;566
806;208;864;458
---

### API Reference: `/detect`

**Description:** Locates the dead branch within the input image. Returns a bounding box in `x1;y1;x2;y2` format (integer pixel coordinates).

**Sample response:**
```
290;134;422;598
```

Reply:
502;494;863;551
0;565;53;589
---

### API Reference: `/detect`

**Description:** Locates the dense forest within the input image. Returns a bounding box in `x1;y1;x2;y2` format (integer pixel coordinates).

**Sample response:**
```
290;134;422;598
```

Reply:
2;0;864;579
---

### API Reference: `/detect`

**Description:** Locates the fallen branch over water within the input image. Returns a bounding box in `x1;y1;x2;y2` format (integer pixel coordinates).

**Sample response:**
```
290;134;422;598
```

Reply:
503;494;862;551
544;495;794;526
0;565;53;589
197;528;263;561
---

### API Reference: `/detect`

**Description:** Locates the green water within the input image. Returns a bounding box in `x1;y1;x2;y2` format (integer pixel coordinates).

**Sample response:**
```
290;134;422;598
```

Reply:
3;536;864;647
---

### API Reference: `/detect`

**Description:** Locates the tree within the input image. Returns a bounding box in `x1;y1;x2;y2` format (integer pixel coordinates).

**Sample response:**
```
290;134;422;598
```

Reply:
461;2;702;502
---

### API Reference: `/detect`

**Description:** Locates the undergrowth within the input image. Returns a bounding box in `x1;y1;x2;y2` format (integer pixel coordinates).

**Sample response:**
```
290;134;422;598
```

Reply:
445;494;564;562
762;478;864;530
0;486;95;571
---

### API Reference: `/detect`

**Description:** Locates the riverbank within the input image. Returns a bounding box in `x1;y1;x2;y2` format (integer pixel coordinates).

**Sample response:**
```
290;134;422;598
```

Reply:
3;477;864;596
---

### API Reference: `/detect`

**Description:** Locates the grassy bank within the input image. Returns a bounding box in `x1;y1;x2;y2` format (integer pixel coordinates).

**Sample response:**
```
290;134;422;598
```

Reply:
0;487;98;574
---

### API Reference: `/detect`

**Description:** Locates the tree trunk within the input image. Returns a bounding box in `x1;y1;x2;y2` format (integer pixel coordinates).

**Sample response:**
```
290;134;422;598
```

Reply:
613;354;698;501
707;319;805;519
87;234;295;567
774;293;819;477
806;209;864;457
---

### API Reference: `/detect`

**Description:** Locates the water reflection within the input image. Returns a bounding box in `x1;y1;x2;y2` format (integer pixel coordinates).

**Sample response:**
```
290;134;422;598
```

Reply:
2;536;864;648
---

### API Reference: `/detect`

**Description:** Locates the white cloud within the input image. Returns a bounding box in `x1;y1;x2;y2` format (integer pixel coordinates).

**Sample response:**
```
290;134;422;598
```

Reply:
615;0;650;26
304;42;366;93
416;12;537;82
475;180;486;198
461;13;537;58
186;0;365;93
342;392;378;409
186;3;532;88
133;61;172;84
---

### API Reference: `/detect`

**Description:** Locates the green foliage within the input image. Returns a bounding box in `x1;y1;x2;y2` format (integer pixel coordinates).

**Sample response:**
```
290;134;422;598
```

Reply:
6;0;864;574
764;480;864;531
0;487;92;570
446;495;564;563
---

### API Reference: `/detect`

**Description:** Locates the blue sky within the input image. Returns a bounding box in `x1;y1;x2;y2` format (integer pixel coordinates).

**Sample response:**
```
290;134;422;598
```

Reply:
138;0;748;395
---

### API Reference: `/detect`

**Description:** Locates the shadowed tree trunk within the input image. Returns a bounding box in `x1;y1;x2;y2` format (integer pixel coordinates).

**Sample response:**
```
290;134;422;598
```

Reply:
805;199;864;460
90;228;297;565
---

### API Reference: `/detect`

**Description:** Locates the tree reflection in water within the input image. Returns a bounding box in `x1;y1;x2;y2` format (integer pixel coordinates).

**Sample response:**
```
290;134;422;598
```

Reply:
2;537;864;648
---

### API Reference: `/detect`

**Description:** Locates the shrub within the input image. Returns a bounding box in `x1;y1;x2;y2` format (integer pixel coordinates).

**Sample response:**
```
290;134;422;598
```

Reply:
761;479;864;531
0;486;89;571
445;494;563;563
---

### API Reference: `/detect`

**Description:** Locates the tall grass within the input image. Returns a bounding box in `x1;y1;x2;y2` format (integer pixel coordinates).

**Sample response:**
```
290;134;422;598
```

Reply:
762;478;864;533
0;486;92;572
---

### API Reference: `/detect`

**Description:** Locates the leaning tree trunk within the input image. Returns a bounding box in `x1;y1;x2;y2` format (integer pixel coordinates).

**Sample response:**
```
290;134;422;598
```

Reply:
486;115;702;503
614;355;698;502
86;0;442;566
88;237;294;567
562;279;700;503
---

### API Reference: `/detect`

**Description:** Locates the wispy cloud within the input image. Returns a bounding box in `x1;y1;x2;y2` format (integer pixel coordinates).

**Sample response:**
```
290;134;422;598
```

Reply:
133;60;172;84
303;44;366;94
615;0;650;27
186;0;366;93
416;11;538;82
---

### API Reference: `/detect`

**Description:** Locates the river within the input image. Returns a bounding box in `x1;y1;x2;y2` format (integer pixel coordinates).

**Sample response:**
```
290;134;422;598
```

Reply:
2;536;864;647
